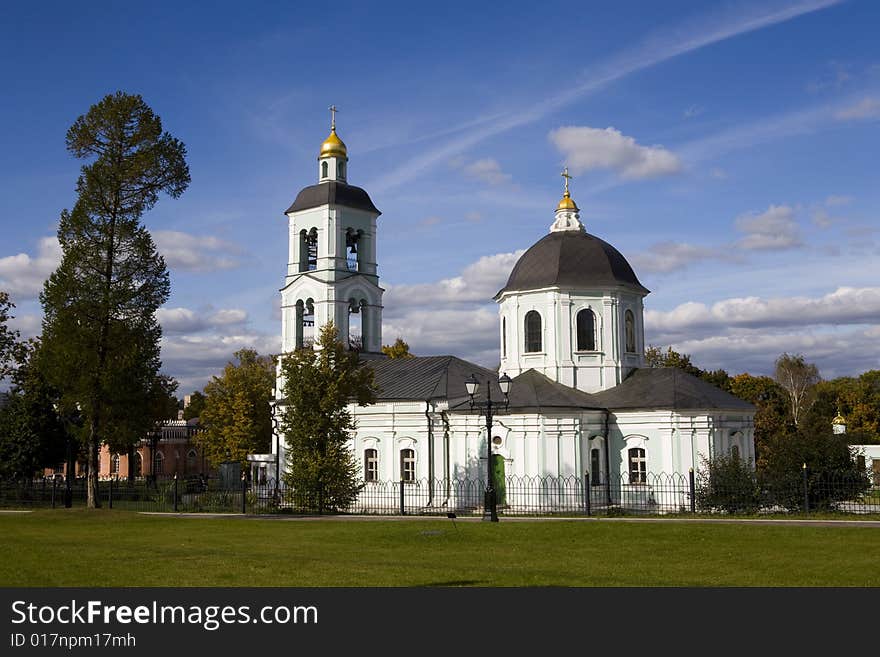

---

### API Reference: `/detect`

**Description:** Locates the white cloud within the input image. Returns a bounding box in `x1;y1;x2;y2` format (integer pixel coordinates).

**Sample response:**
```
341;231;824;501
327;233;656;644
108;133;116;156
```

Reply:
385;250;523;309
153;230;243;272
631;242;717;274
683;105;704;119
461;158;512;185
157;307;249;334
834;97;880;121
734;205;802;250
0;237;61;299
549;126;682;179
646;287;880;339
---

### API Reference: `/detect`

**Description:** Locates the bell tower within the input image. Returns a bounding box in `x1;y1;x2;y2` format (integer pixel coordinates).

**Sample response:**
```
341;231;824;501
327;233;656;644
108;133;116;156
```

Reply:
279;106;384;354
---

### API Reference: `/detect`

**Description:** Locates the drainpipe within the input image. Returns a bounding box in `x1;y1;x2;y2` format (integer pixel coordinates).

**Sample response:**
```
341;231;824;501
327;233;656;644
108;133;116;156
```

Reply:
603;409;612;506
425;401;434;507
441;411;451;503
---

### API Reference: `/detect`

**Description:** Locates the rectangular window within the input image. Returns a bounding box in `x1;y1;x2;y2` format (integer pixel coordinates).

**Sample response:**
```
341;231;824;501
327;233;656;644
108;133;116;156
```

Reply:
628;447;646;485
364;448;378;482
401;449;415;483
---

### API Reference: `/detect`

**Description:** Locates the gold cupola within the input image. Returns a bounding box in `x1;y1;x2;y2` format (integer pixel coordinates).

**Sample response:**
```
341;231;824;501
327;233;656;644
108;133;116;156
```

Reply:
319;129;348;160
556;166;579;212
319;104;348;160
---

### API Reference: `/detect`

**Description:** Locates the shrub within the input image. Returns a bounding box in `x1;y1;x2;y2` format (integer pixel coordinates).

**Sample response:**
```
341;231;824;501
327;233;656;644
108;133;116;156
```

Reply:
696;455;760;514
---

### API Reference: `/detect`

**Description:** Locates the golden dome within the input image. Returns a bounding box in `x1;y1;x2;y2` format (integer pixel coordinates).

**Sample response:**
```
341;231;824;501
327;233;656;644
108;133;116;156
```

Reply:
833;412;846;425
556;191;578;212
319;129;348;160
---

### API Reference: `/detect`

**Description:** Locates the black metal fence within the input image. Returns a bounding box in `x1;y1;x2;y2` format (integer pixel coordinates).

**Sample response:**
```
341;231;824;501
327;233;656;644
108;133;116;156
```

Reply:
3;469;877;517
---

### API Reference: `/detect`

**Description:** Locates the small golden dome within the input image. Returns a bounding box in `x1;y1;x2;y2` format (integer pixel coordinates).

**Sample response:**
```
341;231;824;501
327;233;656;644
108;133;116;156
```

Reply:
556;191;578;212
319;129;348;160
833;412;846;425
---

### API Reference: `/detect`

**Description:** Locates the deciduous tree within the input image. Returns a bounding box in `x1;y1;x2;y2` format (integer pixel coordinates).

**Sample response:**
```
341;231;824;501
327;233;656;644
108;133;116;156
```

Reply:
40;92;189;507
0;291;21;380
381;337;414;359
774;353;820;428
197;349;275;467
280;322;377;512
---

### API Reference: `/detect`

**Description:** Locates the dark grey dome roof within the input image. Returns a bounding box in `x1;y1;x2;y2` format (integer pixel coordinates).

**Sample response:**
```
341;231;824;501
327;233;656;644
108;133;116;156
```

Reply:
285;181;381;215
496;230;648;297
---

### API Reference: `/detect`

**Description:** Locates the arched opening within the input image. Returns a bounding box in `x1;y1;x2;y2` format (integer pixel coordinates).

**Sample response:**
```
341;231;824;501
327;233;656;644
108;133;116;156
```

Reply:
730;444;740;461
524;310;542;353
153;451;165;477
338;161;345;179
348;298;363;351
625;309;635;353
590;447;602;485
345;228;362;271
576;308;596;351
321;160;329;179
306;228;318;270
186;449;198;473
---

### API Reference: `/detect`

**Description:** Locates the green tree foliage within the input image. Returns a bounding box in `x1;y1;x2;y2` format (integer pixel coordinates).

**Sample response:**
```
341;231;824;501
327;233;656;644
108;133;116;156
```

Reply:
644;345;731;391
39;92;189;507
0;291;22;380
695;454;760;514
0;341;67;480
183;390;207;420
197;349;275;467
773;353;820;428
280;322;377;512
803;372;880;444
381;337;414;359
727;373;789;470
759;425;870;510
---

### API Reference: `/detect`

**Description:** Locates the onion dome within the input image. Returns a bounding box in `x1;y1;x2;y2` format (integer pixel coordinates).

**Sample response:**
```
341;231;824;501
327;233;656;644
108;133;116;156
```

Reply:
319;128;348;160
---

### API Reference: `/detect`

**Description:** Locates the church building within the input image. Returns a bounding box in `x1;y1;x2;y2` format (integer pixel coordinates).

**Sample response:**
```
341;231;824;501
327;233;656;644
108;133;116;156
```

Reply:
259;112;756;513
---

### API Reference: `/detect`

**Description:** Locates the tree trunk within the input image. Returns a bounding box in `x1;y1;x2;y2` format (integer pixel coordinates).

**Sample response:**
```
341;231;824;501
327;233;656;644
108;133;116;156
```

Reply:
87;416;101;508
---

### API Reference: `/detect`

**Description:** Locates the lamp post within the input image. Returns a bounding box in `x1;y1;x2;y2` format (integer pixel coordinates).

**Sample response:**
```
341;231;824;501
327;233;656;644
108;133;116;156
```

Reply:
465;372;512;523
269;399;281;502
53;402;80;508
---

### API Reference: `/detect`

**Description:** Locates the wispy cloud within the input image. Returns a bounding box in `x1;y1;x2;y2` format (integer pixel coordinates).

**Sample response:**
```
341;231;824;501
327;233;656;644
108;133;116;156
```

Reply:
458;158;512;185
834;97;880;120
735;205;803;250
153;230;244;272
366;0;843;193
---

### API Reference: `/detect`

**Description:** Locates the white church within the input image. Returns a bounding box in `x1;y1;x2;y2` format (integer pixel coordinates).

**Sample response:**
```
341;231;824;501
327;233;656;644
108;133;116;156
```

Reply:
256;113;756;513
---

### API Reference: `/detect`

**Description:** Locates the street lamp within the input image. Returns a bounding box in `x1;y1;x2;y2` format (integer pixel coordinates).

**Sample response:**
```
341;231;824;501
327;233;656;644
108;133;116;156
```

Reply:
465;372;512;522
269;398;281;502
53;402;81;509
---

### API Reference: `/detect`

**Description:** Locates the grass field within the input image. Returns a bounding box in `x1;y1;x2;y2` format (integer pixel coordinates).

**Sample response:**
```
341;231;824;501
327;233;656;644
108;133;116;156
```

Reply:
2;510;879;586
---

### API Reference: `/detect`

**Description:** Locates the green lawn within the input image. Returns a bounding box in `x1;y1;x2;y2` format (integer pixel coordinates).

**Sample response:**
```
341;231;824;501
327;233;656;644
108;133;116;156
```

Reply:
1;510;878;586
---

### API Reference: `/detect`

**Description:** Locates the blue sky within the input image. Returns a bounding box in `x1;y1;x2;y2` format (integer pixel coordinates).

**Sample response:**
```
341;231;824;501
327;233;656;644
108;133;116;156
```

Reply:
2;0;879;393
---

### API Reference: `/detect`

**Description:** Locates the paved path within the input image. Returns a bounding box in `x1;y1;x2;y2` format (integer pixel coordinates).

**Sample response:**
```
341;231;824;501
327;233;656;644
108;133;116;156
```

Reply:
136;511;880;527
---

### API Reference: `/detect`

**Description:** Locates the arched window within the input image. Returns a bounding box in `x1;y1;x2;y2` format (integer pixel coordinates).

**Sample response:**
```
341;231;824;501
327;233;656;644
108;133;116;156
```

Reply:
524;311;542;353
186;449;198;472
153;451;165;476
364;449;378;482
730;444;740;460
400;449;415;482
306;228;318;270
110;454;120;476
625;309;635;353
576;308;596;351
338;161;345;178
321;161;329;178
628;447;646;484
501;317;507;358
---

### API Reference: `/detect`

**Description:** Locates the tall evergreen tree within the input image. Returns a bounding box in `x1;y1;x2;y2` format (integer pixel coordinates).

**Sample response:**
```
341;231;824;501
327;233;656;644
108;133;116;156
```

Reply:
280;322;377;513
40;92;189;507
